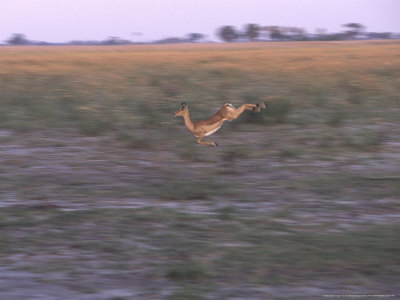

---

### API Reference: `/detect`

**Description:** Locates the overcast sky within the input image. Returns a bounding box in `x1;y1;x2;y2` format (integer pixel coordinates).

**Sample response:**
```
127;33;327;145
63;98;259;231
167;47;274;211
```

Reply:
1;0;399;43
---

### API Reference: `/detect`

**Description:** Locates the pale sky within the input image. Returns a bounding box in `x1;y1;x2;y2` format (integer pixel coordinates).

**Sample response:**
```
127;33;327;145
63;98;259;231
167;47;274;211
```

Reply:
1;0;399;43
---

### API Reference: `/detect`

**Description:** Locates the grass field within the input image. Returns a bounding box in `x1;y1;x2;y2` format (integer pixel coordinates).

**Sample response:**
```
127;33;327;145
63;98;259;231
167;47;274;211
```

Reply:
0;41;400;299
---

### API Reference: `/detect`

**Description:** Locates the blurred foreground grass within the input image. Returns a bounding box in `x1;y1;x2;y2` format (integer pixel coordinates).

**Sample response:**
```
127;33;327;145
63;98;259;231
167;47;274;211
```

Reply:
0;41;399;299
1;206;399;299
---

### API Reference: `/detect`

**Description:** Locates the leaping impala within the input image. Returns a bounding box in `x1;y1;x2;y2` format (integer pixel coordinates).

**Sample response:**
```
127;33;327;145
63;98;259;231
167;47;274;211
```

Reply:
173;101;266;147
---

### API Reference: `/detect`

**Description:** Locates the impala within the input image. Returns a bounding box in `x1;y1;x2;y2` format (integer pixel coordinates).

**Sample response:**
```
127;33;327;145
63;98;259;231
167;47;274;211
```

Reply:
173;102;266;147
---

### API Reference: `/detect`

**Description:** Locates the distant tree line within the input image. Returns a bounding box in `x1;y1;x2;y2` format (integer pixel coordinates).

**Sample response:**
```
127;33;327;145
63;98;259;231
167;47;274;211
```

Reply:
4;33;141;46
3;23;399;46
3;32;208;46
217;23;399;42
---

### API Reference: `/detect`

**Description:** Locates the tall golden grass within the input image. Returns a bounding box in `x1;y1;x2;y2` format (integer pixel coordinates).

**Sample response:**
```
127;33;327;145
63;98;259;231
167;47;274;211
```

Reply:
0;40;399;133
2;41;399;73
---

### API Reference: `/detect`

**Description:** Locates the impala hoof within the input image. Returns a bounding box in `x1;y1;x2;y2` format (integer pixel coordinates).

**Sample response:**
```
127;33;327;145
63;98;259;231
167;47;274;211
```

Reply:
213;142;218;147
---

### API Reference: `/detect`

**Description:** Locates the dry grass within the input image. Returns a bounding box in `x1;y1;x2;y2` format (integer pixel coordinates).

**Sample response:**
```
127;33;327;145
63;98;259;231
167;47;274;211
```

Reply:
1;41;399;133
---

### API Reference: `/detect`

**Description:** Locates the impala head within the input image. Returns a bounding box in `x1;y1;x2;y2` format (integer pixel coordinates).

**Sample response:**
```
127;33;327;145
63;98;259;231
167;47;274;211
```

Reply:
173;102;188;117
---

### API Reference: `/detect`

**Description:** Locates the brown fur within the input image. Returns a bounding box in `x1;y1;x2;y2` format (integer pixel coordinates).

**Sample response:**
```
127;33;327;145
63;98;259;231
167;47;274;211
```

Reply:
173;102;265;147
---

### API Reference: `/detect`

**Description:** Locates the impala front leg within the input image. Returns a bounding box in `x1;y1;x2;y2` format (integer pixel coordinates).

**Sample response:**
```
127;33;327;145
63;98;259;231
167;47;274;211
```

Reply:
196;134;218;147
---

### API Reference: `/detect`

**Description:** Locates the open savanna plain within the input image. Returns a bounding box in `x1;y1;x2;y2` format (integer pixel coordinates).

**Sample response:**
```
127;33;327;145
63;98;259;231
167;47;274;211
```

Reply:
0;41;400;299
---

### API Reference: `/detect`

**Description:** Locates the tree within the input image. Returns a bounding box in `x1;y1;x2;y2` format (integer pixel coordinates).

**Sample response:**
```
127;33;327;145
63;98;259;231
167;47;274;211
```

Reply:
367;32;392;39
218;26;238;42
342;23;365;39
102;36;131;45
154;37;183;44
186;33;205;43
7;33;29;45
286;27;307;40
269;26;284;40
244;24;260;41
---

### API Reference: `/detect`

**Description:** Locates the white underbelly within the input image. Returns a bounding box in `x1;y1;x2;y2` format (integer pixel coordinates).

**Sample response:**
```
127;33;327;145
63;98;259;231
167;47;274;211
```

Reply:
205;123;223;136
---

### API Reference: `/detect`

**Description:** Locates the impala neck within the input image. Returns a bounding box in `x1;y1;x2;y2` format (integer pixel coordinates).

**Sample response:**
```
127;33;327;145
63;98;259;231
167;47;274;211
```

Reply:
183;110;195;133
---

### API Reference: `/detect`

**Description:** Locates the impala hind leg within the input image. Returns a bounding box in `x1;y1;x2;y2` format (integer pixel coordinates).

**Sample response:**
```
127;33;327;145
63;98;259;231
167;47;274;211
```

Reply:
226;103;266;120
245;102;266;112
196;135;218;147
